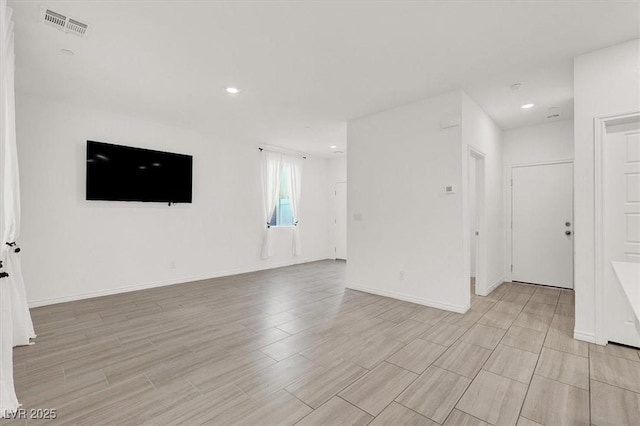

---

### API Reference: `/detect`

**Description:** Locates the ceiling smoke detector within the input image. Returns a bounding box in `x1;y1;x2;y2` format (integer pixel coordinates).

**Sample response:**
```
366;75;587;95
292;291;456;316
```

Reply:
39;7;90;38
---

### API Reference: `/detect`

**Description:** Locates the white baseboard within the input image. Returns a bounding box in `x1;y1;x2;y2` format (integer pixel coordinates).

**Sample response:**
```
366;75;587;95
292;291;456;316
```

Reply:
346;284;469;314
573;330;596;344
486;276;505;295
28;255;332;308
475;276;504;297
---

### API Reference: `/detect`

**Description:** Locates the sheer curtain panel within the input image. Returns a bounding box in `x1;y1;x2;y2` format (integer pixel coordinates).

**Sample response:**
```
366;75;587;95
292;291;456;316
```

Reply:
0;0;35;416
260;150;282;258
283;156;303;256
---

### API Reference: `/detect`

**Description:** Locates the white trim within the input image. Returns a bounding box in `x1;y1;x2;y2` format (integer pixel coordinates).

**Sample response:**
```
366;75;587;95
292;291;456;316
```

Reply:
573;330;597;344
333;181;347;261
479;276;505;297
507;159;575;286
345;284;469;314
593;111;640;345
595;115;606;345
468;146;486;159
467;146;486;298
28;255;332;308
509;159;574;169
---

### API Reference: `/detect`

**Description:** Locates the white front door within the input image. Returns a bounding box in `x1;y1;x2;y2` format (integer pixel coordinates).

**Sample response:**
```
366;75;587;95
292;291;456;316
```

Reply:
604;120;640;347
334;182;347;260
511;162;573;288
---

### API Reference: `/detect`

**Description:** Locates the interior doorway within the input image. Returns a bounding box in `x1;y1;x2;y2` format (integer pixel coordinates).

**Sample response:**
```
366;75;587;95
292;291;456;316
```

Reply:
469;148;486;296
595;112;640;347
334;182;347;260
511;161;574;289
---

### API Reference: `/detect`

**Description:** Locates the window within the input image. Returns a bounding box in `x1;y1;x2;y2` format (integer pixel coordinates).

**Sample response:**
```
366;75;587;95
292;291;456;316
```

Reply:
269;165;294;226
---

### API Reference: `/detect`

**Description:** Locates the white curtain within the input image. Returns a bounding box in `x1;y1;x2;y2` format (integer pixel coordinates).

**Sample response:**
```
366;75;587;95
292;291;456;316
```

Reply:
283;156;303;256
260;150;282;259
1;0;35;416
0;278;16;417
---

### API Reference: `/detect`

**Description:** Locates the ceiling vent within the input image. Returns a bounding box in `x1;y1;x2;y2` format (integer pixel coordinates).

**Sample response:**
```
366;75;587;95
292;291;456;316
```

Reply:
39;7;90;38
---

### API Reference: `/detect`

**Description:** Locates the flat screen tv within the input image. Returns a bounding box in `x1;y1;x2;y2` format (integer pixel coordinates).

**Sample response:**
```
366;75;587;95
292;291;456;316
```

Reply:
86;141;193;203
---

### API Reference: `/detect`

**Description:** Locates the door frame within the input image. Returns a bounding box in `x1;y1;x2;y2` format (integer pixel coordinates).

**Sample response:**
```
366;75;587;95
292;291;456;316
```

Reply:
508;159;574;285
468;147;486;296
594;111;640;345
333;181;347;260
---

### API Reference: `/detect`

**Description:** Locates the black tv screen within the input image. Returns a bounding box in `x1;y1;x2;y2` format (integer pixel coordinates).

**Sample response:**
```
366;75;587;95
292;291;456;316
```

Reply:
86;141;193;203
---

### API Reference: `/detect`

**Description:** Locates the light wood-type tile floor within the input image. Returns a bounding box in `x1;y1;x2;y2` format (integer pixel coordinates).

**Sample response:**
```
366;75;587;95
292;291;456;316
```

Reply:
5;260;640;425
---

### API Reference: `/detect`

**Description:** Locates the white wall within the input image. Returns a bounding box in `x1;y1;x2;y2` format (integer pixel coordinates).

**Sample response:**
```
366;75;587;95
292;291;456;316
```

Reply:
16;93;332;306
329;155;347;184
461;93;505;296
328;155;347;259
346;91;469;312
503;120;574;166
574;39;640;343
503;119;574;283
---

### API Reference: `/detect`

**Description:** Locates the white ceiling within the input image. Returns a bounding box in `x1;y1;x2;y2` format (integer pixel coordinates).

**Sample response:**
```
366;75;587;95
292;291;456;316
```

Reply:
9;1;640;157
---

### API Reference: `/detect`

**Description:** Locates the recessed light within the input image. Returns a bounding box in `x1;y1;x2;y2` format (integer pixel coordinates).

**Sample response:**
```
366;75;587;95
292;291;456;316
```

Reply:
60;48;75;56
226;87;240;94
330;145;337;149
521;103;535;109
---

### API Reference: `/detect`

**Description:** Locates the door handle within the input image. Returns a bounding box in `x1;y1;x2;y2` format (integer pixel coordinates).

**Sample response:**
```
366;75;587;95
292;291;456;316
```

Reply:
565;230;572;236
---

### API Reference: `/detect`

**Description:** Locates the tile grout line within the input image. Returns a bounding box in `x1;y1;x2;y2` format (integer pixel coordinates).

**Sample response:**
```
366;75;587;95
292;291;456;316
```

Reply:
143;373;158;391
187;378;203;397
22;266;599;425
335;395;375;419
283;388;315;413
589;377;640;395
513;294;555;423
403;283;504;425
445;285;532;424
394;282;507;423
